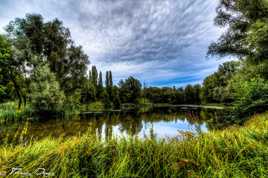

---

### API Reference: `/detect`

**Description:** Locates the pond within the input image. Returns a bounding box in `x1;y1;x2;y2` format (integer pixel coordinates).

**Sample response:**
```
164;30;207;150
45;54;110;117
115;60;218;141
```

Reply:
0;108;227;144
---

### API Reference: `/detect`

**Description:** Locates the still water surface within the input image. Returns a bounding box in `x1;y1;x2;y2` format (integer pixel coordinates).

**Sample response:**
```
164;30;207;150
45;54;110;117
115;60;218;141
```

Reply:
0;108;226;144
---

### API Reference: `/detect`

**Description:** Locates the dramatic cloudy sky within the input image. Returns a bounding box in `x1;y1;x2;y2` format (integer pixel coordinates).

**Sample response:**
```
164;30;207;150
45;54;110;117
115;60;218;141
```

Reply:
0;0;230;87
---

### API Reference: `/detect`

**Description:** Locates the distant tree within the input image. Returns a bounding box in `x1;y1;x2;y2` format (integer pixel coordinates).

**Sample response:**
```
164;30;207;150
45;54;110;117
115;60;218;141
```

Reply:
105;71;113;101
184;85;195;104
119;76;141;103
193;84;201;104
91;66;98;87
112;86;121;109
81;72;96;104
97;71;104;100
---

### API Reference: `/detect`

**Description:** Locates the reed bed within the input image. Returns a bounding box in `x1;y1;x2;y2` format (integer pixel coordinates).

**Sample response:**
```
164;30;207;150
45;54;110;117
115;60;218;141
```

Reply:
0;102;33;123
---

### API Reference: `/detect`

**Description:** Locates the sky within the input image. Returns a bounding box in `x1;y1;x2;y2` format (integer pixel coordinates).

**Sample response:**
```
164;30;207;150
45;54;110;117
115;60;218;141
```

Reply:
0;0;231;87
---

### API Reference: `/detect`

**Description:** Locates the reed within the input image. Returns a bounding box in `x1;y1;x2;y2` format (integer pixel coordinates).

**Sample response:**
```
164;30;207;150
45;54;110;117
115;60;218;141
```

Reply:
0;102;33;123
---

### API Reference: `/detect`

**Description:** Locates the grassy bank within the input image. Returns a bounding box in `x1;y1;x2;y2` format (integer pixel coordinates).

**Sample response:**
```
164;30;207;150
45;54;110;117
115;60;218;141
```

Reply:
0;113;268;177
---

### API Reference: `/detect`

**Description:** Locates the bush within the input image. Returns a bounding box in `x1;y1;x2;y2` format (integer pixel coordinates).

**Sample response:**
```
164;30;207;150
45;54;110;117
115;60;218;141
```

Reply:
231;77;268;122
30;64;65;114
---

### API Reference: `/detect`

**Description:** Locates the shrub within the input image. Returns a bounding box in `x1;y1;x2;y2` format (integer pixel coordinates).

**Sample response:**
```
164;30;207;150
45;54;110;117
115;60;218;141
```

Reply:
231;77;268;122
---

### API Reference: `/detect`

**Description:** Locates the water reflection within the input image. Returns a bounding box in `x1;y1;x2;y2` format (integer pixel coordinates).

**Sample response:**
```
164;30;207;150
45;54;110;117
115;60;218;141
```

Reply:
0;108;227;144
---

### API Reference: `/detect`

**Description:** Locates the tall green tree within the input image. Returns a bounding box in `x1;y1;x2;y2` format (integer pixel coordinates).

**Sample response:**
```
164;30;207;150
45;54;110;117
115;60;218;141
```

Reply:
91;66;98;87
105;71;113;101
6;14;89;94
97;71;104;99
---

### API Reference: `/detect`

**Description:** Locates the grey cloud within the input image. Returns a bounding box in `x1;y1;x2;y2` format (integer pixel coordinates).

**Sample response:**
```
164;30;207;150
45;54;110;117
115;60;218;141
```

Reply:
72;0;219;62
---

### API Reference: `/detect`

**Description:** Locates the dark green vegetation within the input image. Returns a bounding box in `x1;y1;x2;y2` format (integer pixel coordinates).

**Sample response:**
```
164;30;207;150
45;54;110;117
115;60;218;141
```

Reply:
1;112;267;177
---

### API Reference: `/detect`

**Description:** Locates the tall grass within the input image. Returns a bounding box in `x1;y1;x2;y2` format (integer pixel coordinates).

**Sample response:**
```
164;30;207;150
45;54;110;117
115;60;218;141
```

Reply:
0;112;268;177
0;102;33;123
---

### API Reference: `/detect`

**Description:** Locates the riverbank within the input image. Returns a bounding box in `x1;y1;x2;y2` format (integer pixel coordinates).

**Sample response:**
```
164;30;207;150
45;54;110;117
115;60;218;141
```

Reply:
0;112;267;177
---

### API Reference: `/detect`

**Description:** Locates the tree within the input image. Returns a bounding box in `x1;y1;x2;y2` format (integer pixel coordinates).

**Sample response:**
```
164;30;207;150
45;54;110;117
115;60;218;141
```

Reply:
208;0;268;60
105;71;113;101
81;73;96;104
0;35;27;106
30;64;65;113
6;14;89;95
208;0;268;120
119;76;142;103
184;85;195;104
91;66;98;87
201;61;239;103
97;71;104;100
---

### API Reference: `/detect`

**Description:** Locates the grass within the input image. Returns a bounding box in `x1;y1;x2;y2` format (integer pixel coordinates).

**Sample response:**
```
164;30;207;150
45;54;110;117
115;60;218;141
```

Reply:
0;112;268;177
0;102;33;123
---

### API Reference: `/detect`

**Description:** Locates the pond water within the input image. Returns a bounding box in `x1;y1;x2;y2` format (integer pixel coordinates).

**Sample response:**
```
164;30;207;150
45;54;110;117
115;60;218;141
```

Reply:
0;108;227;144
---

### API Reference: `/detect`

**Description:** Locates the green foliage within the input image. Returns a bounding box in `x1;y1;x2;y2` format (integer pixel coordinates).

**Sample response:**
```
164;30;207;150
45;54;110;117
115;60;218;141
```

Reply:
202;61;239;103
0;35;11;61
30;64;65;113
97;71;104;99
184;84;201;104
0;35;27;107
105;71;113;101
112;86;121;109
90;66;98;87
230;77;268;121
143;85;202;105
63;89;81;114
209;0;268;59
6;14;89;94
119;76;142;104
207;0;268;121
